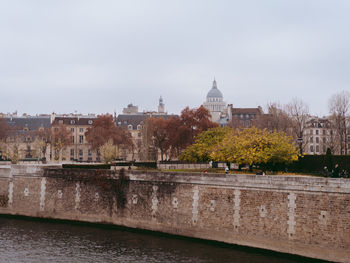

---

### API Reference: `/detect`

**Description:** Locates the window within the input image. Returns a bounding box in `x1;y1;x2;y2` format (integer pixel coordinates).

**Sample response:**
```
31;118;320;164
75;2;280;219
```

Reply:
71;128;74;132
59;120;63;124
316;130;319;135
128;124;133;130
79;149;83;156
79;128;84;133
70;149;74;156
71;136;75;144
310;137;313;143
70;120;75;124
323;130;326;135
88;120;93;124
88;149;92;156
79;135;83;144
137;125;141;130
316;145;320;152
309;130;313;135
323;137;326;143
316;137;319;143
310;145;314;152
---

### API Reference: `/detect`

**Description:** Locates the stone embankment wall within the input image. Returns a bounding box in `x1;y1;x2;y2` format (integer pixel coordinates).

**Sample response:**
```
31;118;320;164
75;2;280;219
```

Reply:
0;165;349;262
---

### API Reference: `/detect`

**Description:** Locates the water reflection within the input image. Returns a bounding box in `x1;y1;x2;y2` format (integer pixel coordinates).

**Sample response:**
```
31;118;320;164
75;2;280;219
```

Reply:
0;217;302;263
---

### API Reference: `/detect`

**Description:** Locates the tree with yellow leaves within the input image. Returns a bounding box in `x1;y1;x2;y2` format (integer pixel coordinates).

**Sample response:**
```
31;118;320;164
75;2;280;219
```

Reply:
211;127;299;166
179;126;232;162
181;127;299;169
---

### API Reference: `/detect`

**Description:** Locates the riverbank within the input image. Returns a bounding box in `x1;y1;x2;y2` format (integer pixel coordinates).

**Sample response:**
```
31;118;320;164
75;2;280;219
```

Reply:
0;165;349;262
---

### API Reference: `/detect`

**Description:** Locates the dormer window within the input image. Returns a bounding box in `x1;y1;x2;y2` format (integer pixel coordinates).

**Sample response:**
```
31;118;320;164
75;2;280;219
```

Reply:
128;124;133;130
137;125;141;130
88;120;93;124
70;120;75;124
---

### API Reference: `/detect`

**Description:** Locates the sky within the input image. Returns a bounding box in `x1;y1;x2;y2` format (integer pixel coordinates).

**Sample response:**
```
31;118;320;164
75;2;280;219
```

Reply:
1;0;349;117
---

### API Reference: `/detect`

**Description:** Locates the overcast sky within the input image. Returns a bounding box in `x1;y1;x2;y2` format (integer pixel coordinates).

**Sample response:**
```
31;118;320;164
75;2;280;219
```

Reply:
1;0;349;117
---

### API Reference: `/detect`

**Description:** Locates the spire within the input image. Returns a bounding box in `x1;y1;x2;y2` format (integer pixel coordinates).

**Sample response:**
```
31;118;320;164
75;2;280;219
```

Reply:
158;96;165;113
212;78;217;89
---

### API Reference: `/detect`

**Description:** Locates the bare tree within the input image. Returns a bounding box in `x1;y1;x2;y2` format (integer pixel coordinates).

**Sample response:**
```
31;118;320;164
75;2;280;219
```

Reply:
328;91;350;155
253;102;292;135
286;98;310;154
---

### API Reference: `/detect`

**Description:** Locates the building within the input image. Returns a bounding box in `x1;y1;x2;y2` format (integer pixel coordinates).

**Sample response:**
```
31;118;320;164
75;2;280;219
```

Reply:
1;115;51;160
51;114;97;162
203;79;227;123
116;97;175;161
304;117;336;155
203;79;263;127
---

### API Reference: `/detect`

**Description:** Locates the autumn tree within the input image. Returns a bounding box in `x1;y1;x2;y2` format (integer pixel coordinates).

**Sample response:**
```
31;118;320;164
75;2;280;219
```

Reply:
34;128;52;160
328;91;350;155
146;117;171;161
51;124;71;162
211;127;299;167
180;106;218;145
165;116;190;158
0;118;9;142
85;115;132;160
99;139;119;164
0;119;9;160
180;126;232;162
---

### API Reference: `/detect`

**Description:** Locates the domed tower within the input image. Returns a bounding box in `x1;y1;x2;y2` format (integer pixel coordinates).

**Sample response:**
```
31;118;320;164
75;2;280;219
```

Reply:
203;79;226;123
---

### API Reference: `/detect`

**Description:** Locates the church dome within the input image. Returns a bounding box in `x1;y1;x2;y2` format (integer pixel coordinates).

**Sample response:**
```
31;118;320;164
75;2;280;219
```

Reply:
206;79;223;99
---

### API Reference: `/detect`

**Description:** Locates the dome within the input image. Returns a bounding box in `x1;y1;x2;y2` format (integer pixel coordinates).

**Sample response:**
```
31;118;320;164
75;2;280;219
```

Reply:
206;80;223;99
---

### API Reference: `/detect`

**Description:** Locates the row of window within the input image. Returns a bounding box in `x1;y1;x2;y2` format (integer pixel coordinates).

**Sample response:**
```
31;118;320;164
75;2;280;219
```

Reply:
71;135;84;144
71;128;85;133
309;137;326;143
70;149;93;156
58;120;93;125
128;124;142;130
233;114;254;119
309;129;332;135
309;145;327;153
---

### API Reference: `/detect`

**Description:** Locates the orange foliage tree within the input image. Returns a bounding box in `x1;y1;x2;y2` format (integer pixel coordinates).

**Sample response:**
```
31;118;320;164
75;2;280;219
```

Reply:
85;115;132;160
145;106;217;160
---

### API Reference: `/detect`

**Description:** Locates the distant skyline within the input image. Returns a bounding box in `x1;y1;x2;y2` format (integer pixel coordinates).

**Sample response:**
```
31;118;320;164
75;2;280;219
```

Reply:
1;1;349;117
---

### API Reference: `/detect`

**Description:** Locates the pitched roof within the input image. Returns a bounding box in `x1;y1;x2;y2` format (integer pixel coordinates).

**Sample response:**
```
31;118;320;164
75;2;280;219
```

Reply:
116;114;176;130
52;117;96;126
5;117;51;131
231;108;263;115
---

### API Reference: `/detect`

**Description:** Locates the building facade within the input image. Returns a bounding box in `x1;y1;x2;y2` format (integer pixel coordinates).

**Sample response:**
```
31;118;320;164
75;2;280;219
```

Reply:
51;115;98;162
1;115;51;161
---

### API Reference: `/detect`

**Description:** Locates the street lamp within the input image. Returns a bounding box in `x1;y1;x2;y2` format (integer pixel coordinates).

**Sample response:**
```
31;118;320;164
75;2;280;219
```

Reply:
297;137;303;155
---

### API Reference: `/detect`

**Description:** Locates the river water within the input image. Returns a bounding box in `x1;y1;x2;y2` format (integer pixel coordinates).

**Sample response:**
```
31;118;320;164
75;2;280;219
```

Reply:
0;217;307;263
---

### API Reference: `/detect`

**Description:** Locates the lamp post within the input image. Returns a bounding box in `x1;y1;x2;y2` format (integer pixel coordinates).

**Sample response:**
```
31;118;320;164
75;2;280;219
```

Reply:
297;137;303;155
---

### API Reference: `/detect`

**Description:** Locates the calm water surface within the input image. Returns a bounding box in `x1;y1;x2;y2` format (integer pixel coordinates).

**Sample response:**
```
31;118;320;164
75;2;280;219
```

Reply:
0;217;304;263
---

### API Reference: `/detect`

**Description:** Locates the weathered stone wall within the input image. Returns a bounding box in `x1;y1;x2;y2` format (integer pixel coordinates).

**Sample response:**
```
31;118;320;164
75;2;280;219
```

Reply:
0;165;349;262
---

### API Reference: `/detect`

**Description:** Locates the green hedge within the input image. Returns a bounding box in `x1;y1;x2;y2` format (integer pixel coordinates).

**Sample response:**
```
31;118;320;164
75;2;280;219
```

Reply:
113;162;157;169
62;164;111;170
272;155;350;173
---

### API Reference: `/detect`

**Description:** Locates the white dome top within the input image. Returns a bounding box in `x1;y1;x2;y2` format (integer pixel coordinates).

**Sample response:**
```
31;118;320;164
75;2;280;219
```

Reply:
206;80;223;99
